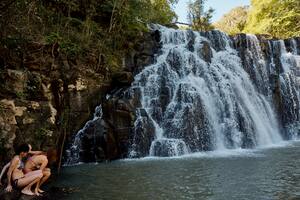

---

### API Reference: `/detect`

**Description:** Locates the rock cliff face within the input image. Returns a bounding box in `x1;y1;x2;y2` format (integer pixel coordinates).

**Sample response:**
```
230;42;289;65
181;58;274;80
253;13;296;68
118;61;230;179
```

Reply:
0;30;161;165
0;39;111;163
2;24;300;165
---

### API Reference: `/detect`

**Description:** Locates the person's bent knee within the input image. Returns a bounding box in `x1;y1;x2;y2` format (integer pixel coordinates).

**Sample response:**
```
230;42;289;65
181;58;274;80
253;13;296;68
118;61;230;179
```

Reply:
43;170;51;177
32;173;43;179
43;168;51;172
37;172;43;179
36;170;43;178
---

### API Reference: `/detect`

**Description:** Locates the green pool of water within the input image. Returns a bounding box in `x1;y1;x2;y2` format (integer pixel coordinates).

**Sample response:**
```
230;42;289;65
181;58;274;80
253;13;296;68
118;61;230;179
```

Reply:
53;141;300;200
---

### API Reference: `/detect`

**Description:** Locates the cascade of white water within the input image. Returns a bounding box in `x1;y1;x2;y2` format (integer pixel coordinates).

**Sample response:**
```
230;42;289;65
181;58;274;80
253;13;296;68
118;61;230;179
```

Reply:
270;39;300;138
244;34;270;95
129;25;283;157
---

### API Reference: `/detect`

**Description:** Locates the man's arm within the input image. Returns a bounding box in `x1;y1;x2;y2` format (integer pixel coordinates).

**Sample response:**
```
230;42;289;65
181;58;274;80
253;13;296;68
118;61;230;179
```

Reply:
28;144;45;155
0;162;10;185
29;150;45;155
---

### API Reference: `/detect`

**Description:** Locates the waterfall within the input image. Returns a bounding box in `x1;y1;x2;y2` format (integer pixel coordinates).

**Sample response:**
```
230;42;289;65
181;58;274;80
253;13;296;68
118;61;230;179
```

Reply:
65;106;104;164
272;39;300;139
66;25;300;163
129;25;298;157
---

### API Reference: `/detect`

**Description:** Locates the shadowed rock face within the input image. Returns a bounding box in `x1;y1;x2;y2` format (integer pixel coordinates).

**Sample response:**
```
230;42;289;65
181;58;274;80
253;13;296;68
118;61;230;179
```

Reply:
0;39;111;167
66;26;300;163
64;31;161;164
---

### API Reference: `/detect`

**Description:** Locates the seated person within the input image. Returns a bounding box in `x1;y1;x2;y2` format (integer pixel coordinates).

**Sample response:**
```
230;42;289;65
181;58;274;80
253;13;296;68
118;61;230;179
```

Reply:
4;144;43;196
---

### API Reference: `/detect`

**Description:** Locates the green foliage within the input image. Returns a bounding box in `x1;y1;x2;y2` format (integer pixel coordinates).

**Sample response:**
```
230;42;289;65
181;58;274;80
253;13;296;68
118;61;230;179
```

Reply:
187;0;214;31
244;0;300;38
214;6;249;35
15;91;26;99
1;0;178;67
35;127;50;140
46;32;83;57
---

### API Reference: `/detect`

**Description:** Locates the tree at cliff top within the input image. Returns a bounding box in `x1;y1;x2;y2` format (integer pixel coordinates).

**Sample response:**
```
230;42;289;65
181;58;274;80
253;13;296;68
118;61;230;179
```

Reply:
214;6;249;35
187;0;214;31
244;0;300;38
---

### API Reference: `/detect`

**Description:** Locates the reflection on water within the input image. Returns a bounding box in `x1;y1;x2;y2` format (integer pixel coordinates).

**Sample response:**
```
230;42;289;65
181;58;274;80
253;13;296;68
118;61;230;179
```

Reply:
54;141;300;200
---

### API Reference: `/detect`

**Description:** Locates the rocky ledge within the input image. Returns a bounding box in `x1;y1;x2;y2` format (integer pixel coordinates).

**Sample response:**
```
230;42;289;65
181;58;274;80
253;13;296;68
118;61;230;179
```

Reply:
0;186;71;200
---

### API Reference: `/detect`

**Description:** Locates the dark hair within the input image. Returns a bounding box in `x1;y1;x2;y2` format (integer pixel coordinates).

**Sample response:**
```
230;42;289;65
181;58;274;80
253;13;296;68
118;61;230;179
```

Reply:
15;143;30;155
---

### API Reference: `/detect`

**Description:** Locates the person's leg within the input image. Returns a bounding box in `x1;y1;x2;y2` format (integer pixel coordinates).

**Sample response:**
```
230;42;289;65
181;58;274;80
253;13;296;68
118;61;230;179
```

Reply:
17;171;43;196
26;170;43;195
37;168;51;193
33;155;49;193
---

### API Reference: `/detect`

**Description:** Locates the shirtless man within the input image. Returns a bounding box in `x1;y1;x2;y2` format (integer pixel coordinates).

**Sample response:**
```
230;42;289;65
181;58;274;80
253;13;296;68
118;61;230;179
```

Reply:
24;145;51;193
5;144;43;196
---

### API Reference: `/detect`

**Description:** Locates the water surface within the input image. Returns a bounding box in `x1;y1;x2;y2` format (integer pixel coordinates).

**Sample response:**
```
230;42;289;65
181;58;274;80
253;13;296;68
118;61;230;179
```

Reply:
55;142;300;200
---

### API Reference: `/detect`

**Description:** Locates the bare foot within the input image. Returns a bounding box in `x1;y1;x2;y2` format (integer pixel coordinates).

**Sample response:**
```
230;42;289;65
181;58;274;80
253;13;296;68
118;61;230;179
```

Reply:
34;189;42;196
38;189;45;193
35;191;42;196
21;189;35;196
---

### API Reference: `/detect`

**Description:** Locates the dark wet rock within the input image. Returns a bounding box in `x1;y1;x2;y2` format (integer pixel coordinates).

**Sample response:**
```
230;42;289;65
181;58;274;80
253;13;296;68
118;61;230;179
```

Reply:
197;41;213;63
186;30;195;52
284;39;295;53
232;33;270;95
111;72;134;87
128;108;156;158
125;30;161;75
159;86;171;114
166;48;182;75
200;30;228;52
162;87;213;152
295;37;300;54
